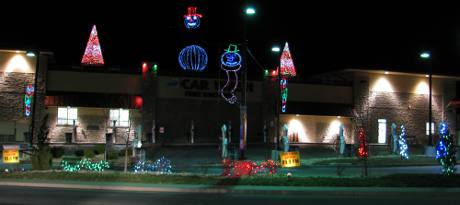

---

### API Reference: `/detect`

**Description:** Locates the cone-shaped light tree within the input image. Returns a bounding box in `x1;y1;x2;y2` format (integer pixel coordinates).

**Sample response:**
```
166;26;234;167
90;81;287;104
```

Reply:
81;25;104;66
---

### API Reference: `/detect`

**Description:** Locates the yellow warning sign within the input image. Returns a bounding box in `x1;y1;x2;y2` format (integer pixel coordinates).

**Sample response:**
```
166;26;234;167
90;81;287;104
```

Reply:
279;151;300;168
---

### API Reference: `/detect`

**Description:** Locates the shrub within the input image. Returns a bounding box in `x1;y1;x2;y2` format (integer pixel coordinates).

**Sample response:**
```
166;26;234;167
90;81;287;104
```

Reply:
107;149;119;160
75;149;84;157
118;147;133;157
51;147;65;158
84;149;95;158
93;144;106;155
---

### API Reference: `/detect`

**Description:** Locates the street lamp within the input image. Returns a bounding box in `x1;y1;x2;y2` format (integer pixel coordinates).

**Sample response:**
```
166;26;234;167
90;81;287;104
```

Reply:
420;51;433;146
271;46;281;53
245;7;256;15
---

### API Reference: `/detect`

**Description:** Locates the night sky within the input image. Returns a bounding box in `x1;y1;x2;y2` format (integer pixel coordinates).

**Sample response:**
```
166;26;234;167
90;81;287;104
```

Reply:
1;1;460;79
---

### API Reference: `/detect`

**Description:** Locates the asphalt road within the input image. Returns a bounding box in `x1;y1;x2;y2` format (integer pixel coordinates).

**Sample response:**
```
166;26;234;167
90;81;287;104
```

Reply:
1;185;460;205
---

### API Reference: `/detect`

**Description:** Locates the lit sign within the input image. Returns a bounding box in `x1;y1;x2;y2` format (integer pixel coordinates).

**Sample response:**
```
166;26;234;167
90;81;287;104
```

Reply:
24;83;34;117
279;151;300;168
3;145;20;164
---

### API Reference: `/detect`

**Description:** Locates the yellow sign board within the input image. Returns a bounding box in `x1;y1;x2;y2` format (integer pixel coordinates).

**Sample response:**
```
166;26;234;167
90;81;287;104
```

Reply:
279;151;300;167
3;149;19;164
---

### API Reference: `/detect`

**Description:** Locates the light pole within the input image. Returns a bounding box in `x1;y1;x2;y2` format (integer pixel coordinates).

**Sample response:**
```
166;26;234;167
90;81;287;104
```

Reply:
420;51;432;146
238;6;256;160
27;50;39;148
271;46;281;150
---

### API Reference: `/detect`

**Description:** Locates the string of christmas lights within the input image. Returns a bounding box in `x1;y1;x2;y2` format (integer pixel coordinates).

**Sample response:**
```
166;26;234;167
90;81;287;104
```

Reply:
279;42;296;112
184;6;203;29
178;45;208;71
436;122;457;175
60;158;110;172
24;83;34;117
220;44;242;104
132;156;173;174
222;159;278;177
398;125;409;160
81;25;104;65
357;128;368;159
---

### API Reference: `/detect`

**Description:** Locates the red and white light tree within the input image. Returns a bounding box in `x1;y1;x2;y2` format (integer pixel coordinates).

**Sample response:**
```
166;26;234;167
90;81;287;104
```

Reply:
279;42;296;113
81;25;105;66
280;42;296;77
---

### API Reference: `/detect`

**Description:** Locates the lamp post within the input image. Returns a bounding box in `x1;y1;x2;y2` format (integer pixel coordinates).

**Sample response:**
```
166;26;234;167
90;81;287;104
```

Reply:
271;46;281;150
420;51;432;146
27;50;39;148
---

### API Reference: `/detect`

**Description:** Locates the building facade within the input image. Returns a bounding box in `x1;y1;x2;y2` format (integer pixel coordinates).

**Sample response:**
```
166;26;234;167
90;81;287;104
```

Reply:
2;49;458;152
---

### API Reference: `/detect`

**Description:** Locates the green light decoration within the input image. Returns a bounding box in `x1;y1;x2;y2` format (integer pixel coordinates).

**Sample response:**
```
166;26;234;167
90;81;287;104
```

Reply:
60;158;110;172
152;64;158;73
436;122;457;175
264;69;269;77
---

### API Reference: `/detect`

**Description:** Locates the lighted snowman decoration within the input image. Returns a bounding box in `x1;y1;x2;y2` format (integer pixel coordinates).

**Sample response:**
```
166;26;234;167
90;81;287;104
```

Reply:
220;44;242;104
184;6;203;29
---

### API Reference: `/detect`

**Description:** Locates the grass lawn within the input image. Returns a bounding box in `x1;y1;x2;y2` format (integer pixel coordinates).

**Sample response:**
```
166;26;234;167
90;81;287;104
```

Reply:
310;155;438;166
1;171;459;187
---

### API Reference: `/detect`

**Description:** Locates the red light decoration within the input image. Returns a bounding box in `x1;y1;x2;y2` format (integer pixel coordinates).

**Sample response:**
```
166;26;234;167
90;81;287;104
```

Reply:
81;25;105;66
357;128;368;159
134;96;143;109
142;62;148;73
222;160;278;177
280;42;296;77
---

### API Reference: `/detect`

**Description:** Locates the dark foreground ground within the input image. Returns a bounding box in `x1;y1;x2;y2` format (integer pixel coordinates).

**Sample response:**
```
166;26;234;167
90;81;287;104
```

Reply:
1;185;460;205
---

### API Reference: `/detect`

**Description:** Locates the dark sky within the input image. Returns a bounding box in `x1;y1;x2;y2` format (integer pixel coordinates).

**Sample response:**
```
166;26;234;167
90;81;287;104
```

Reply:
1;1;460;79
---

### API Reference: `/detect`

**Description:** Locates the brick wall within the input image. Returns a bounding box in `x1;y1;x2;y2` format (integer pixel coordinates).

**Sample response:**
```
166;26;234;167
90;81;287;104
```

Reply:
0;72;35;121
47;107;141;144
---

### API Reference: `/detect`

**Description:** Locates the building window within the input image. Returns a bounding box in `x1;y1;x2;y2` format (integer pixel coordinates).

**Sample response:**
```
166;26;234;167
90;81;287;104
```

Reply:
426;122;435;135
57;107;78;125
378;119;387;144
110;109;130;127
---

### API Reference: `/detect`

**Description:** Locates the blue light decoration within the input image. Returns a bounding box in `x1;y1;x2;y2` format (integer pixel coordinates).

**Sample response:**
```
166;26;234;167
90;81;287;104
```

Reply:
220;44;242;104
133;156;172;174
436;122;457;175
178;45;208;71
24;83;34;117
398;125;409;160
184;6;203;29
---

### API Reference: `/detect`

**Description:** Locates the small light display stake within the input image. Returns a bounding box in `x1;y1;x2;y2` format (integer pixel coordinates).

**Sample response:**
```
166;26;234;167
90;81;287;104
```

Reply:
24;83;34;117
279;42;296;112
398;125;409;159
436;122;457;175
178;45;208;71
81;25;105;66
220;44;242;104
184;6;203;29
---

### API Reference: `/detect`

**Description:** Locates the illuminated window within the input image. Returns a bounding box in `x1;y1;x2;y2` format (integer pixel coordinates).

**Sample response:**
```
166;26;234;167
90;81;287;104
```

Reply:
426;122;435;135
110;109;130;127
378;119;387;144
57;107;78;125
